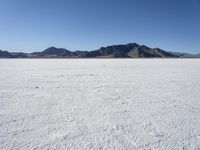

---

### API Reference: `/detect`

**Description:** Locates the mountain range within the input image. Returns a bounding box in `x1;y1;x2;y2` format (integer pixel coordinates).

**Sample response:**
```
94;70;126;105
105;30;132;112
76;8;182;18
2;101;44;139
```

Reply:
0;43;199;58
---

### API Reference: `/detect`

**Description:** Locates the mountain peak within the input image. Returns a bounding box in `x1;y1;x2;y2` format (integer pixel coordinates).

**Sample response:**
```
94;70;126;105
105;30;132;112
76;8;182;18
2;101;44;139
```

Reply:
41;47;71;56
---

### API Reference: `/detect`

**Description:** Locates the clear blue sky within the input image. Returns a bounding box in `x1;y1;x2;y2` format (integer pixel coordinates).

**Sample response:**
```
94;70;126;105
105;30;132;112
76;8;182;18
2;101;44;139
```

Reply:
0;0;199;53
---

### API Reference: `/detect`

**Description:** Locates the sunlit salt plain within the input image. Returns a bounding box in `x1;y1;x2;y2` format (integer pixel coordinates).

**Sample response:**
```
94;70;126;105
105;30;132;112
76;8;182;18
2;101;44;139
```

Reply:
0;59;200;150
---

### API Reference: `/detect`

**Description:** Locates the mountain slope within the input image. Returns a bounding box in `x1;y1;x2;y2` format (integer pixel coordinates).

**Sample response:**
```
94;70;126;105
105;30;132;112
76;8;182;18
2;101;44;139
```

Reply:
127;46;176;58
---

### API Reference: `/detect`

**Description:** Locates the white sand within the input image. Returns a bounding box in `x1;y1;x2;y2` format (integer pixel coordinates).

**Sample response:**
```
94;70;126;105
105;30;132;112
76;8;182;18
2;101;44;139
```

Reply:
0;59;200;149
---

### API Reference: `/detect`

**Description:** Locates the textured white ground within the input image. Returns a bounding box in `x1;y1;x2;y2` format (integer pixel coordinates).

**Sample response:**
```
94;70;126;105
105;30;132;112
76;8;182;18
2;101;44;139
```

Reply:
0;59;200;150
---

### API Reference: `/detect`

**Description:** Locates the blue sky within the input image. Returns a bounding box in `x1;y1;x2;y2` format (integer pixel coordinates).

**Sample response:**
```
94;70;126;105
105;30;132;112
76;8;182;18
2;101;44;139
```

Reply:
0;0;199;53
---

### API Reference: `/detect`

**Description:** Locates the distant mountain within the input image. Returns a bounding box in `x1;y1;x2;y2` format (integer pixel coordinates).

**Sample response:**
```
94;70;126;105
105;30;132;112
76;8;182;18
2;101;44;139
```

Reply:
0;50;27;58
0;43;198;58
184;54;200;58
84;44;177;58
11;52;27;58
168;51;200;58
85;43;140;58
31;47;74;57
168;51;192;57
0;50;13;58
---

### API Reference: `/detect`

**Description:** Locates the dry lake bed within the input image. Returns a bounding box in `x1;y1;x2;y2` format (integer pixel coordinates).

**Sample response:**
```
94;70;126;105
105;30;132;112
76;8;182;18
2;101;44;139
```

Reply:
0;59;200;150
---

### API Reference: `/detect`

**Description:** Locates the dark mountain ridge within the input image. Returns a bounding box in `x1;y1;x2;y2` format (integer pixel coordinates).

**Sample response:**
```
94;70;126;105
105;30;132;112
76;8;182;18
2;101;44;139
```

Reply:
0;50;13;58
0;43;198;58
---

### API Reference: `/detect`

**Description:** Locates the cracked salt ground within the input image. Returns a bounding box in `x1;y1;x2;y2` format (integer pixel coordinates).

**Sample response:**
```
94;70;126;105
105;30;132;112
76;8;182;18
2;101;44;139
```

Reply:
0;59;200;149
